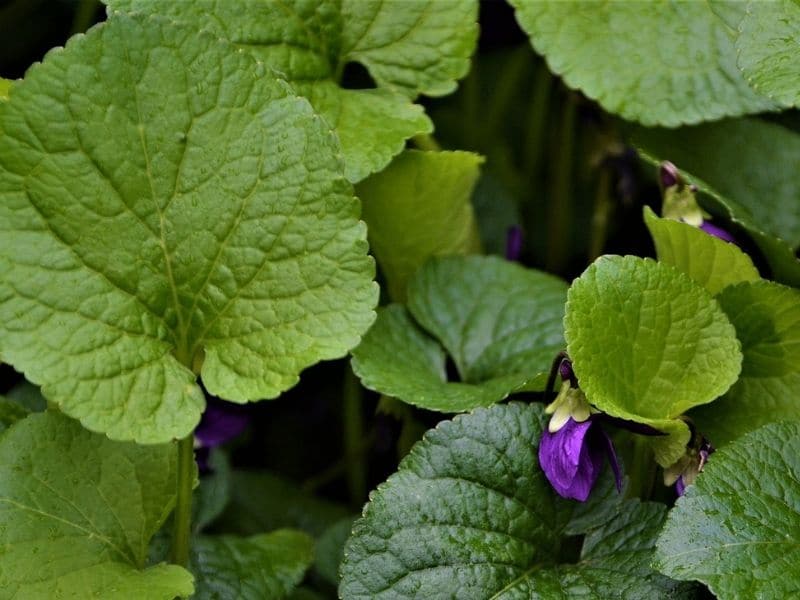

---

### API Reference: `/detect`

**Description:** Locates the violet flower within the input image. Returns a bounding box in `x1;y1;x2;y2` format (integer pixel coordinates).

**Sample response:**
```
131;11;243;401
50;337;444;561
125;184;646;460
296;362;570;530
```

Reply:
194;398;250;472
665;435;714;497
699;220;737;244
505;225;523;261
539;356;622;502
539;415;621;501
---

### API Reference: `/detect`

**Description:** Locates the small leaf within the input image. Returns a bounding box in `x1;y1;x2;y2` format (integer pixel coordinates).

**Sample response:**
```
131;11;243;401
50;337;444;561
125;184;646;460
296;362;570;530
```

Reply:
655;421;800;599
191;529;314;600
735;0;800;108
565;256;741;463
0;15;377;442
352;305;529;412
105;0;478;181
340;403;684;598
0;412;193;598
352;256;568;412
0;77;11;101
357;150;483;301
509;1;775;126
643;206;759;295
691;280;800;446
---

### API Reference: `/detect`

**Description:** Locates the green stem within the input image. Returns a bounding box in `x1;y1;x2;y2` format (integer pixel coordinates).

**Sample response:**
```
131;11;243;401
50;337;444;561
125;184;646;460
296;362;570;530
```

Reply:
411;133;441;152
170;436;194;567
343;366;367;506
523;61;553;177
545;93;576;273
70;0;99;35
626;435;657;500
588;165;612;261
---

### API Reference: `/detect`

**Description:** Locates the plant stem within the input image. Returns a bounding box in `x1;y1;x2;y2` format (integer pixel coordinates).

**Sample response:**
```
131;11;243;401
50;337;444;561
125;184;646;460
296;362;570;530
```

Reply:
626;435;657;500
343;366;367;506
411;133;441;152
588;165;612;261
170;435;194;567
545;93;576;273
523;61;553;178
70;0;99;35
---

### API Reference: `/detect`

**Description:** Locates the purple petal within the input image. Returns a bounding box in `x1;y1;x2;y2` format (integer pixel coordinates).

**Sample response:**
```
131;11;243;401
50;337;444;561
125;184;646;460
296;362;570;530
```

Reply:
675;475;686;497
539;418;602;501
194;399;250;448
558;358;574;383
505;226;523;261
700;220;737;244
659;161;679;188
595;426;623;493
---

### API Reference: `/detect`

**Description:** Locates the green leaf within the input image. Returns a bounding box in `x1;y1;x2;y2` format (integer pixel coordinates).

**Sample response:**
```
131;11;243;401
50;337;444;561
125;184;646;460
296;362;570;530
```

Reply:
105;0;479;181
357;150;483;301
0;15;376;443
654;421;800;599
643;206;759;295
0;396;29;434
315;516;357;587
193;449;231;533
0;411;193;598
340;403;683;598
5;380;47;412
690;280;800;446
352;256;568;412
0;77;11;101
214;471;349;538
191;529;314;600
735;0;800;108
352;305;529;412
509;1;775;126
565;256;741;463
632;118;800;251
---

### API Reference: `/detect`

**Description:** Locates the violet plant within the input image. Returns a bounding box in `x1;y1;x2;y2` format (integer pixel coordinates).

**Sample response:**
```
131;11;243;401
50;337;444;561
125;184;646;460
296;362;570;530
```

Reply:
0;1;799;599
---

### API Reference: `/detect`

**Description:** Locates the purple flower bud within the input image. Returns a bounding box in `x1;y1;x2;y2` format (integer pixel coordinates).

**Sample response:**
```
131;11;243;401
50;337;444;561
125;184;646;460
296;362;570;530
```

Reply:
675;475;686;497
539;416;622;502
659;161;680;188
699;220;737;244
558;358;574;382
670;435;715;497
505;226;523;261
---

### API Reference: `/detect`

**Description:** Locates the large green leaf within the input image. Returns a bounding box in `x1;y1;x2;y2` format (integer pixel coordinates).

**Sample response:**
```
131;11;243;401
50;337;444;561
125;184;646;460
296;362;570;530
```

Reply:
735;0;800;108
655;421;800;599
632;118;800;251
565;256;741;464
357;150;483;301
509;1;774;126
340;403;684;598
643;206;759;295
0;412;193;598
0;15;377;443
191;529;314;600
352;256;568;412
690;280;800;446
105;0;479;181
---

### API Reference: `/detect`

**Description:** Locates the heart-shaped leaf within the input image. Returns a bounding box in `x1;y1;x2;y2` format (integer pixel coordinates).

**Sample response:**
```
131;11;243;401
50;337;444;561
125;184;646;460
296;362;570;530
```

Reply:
352;256;568;412
655;421;800;599
0;411;193;598
0;15;377;442
565;256;742;464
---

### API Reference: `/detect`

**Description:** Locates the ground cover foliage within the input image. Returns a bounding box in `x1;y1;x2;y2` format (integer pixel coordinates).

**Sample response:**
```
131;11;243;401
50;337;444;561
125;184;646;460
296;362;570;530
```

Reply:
0;1;799;598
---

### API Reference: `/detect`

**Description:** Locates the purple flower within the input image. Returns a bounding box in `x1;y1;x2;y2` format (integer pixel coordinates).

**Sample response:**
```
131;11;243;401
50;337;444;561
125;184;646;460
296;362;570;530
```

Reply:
659;161;680;189
539;416;622;502
505;226;523;261
194;399;250;472
665;435;714;496
699;220;737;244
